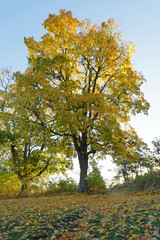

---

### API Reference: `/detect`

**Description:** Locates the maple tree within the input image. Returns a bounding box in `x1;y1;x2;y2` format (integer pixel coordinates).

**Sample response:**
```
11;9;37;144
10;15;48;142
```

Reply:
0;68;71;193
14;9;149;192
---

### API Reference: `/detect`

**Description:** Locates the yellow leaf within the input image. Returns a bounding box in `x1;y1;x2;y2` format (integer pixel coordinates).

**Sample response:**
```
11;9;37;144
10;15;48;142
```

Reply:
97;228;105;233
132;234;138;239
145;228;150;236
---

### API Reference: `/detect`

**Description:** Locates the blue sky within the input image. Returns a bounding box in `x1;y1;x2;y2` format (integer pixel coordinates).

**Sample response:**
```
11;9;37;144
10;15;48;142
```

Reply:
1;0;160;180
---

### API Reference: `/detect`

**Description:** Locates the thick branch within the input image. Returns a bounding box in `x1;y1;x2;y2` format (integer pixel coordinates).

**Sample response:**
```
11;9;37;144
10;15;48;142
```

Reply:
92;66;101;93
87;148;96;156
11;144;17;161
50;129;73;138
23;143;28;159
36;158;51;177
73;134;80;153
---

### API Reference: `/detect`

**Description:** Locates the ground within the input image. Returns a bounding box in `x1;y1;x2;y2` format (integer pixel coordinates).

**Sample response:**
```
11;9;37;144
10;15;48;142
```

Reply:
0;192;160;239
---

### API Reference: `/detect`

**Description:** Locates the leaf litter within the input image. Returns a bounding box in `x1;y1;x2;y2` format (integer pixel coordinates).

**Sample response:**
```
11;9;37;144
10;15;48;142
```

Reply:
0;193;159;239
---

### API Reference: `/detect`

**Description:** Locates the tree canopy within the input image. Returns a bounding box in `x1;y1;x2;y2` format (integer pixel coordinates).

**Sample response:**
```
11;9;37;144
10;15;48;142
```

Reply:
9;9;150;192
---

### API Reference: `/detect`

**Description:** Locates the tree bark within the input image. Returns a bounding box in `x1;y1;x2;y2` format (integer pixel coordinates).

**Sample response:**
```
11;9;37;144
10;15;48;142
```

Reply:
78;152;88;193
21;182;28;193
18;180;29;196
73;132;89;193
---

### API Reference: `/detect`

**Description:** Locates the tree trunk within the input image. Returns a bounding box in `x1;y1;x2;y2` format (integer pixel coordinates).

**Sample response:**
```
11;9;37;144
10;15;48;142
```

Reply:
19;181;28;196
73;132;88;193
78;153;88;193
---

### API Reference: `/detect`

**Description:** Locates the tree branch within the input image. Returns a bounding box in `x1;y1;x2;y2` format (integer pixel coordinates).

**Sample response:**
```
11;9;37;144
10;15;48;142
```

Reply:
100;69;119;93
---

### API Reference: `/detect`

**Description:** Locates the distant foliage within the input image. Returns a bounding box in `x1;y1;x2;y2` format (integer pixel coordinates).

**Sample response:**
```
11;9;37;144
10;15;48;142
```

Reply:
135;171;160;191
115;140;160;184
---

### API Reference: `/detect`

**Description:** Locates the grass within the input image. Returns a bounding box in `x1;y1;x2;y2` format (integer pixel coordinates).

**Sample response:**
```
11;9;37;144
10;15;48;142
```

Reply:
0;192;160;239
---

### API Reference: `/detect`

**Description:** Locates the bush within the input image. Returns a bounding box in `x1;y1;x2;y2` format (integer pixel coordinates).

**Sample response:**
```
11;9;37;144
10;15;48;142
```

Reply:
0;171;20;198
88;170;107;194
135;171;160;191
46;177;78;194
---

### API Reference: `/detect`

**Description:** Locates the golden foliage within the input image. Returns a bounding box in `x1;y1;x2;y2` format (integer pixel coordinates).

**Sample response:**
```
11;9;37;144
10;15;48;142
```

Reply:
14;10;149;163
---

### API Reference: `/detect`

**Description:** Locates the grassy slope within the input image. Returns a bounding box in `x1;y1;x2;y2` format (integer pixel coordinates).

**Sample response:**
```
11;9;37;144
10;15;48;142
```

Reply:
0;193;160;240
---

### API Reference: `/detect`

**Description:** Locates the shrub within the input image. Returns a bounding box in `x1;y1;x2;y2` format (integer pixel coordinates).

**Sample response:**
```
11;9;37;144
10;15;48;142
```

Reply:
0;171;20;198
46;177;78;194
87;170;107;194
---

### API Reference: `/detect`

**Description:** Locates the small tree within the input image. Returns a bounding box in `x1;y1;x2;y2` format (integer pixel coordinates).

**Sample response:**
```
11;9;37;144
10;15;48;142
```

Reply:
117;159;130;183
138;145;160;174
0;68;72;194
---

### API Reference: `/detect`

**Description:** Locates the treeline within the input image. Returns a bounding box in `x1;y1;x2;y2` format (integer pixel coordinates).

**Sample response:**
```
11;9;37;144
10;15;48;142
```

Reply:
115;139;160;183
110;138;160;192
